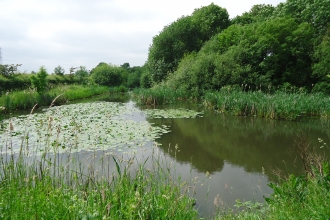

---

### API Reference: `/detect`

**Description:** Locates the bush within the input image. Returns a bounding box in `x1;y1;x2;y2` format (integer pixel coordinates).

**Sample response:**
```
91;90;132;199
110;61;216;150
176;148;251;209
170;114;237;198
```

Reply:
91;63;127;87
31;66;48;94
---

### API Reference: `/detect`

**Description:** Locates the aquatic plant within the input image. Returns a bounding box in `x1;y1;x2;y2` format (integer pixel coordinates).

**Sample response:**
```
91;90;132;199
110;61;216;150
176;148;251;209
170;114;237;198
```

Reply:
132;87;191;105
204;90;330;120
0;100;203;219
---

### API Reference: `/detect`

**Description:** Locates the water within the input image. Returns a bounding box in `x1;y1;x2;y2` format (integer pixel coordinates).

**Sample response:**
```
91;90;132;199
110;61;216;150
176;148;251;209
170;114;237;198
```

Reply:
1;93;330;218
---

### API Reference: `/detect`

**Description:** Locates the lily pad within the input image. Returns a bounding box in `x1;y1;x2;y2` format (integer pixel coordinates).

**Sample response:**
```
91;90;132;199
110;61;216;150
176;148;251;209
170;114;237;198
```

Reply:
0;102;203;156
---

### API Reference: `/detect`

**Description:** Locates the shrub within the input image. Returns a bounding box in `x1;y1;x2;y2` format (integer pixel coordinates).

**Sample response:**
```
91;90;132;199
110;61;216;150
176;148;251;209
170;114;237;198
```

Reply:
91;63;127;87
31;66;48;94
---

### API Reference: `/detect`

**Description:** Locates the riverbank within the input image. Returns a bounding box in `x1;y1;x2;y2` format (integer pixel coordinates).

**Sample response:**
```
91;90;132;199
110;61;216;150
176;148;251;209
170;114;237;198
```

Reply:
132;87;330;120
0;84;109;113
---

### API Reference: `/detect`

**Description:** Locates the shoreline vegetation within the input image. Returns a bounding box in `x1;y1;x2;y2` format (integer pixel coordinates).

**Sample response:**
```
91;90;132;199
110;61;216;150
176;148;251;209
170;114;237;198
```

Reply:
0;145;198;219
132;86;330;120
0;84;109;114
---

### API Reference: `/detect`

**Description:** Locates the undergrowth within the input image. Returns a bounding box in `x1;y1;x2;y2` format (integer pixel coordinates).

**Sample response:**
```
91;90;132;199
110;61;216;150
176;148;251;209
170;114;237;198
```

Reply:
0;85;109;113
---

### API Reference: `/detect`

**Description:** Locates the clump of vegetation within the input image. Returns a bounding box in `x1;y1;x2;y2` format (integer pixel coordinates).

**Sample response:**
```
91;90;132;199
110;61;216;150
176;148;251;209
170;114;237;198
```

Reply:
203;87;330;120
91;63;127;87
0;85;108;112
132;86;192;105
30;66;48;94
109;85;128;93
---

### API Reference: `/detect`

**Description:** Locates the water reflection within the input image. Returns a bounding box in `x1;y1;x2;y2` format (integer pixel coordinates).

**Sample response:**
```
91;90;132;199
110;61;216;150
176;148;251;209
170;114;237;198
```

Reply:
152;112;330;181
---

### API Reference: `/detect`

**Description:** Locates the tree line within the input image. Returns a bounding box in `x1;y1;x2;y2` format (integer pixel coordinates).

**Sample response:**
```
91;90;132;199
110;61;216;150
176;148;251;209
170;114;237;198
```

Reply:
144;0;330;95
0;62;145;94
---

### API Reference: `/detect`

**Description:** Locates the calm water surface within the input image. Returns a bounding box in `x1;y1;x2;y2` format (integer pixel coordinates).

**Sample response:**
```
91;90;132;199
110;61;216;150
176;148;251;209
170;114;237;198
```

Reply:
2;93;330;218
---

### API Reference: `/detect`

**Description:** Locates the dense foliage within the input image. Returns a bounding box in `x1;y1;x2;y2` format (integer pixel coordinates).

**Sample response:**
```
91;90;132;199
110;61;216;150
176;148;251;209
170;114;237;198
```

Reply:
147;3;229;83
145;1;330;95
30;66;49;94
91;63;127;87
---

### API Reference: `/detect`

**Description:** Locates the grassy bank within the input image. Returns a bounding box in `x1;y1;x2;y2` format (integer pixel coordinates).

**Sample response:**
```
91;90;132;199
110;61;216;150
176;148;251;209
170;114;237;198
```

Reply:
0;85;109;113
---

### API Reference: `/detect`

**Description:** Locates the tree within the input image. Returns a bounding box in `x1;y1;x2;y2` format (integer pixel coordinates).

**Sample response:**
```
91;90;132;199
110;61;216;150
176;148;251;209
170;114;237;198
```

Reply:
91;63;127;87
273;0;330;34
0;64;21;77
120;63;130;69
54;65;65;76
191;3;230;40
140;71;152;88
75;66;89;84
167;17;315;94
231;4;276;25
127;66;144;88
31;66;48;94
312;27;330;93
147;3;230;83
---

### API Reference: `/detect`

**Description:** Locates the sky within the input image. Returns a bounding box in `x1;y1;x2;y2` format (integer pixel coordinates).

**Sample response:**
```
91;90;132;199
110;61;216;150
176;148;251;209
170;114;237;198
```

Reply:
0;0;285;73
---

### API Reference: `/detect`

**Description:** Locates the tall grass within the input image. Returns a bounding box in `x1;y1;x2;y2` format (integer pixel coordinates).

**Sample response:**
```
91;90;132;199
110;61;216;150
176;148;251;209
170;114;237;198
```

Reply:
0;85;109;112
132;87;192;105
204;88;330;120
0;108;198;219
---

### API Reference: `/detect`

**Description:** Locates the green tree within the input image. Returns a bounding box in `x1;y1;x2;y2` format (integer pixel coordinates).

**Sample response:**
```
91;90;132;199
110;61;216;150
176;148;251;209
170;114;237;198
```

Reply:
75;66;89;85
120;63;130;70
231;4;276;25
312;27;330;93
127;66;144;88
0;64;20;77
273;0;330;34
168;17;315;94
91;63;127;87
191;3;230;40
54;65;65;76
140;71;152;88
147;3;229;84
31;66;48;94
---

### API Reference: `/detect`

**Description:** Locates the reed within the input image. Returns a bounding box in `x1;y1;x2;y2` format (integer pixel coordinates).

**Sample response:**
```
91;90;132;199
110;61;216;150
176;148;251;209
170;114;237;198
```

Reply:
132;87;191;105
204;88;330;120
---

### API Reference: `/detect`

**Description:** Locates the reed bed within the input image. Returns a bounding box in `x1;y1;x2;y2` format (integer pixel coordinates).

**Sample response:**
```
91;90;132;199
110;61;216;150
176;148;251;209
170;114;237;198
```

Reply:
132;87;191;105
204;89;330;120
0;106;198;219
0;85;109;113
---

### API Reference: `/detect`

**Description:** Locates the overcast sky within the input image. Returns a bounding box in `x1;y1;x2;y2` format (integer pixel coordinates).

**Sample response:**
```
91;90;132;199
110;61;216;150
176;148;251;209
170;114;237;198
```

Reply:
0;0;285;73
